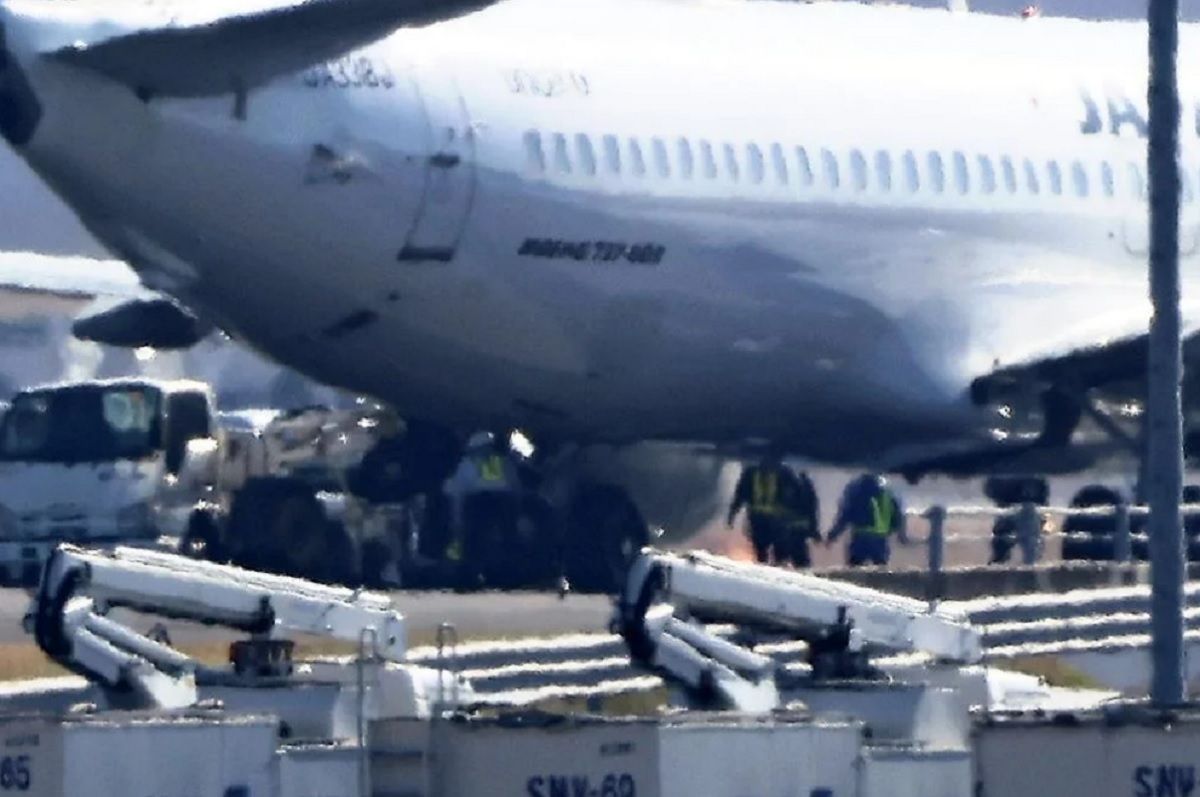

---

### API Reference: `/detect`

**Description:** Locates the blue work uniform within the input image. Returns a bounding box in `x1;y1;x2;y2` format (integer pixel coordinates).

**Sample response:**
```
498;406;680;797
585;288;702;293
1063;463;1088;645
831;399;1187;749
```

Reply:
826;475;907;567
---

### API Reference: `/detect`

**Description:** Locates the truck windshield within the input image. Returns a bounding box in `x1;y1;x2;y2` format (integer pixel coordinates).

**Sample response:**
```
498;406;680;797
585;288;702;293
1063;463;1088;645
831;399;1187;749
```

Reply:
0;385;164;463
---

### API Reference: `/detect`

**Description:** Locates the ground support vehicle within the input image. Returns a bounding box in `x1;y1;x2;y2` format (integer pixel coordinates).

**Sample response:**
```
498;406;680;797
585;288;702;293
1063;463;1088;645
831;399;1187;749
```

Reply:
181;405;571;589
0;377;643;590
0;378;214;585
0;379;423;587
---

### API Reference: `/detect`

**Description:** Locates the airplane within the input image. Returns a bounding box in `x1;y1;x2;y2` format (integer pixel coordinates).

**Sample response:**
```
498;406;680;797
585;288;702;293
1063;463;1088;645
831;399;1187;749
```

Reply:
1;0;1197;584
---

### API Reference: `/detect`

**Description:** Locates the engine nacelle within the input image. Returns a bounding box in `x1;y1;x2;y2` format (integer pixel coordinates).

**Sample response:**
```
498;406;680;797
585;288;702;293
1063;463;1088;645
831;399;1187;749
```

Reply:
73;297;210;349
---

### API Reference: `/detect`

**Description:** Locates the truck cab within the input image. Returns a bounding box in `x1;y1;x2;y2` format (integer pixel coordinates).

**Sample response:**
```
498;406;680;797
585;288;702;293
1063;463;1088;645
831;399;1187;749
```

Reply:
0;378;215;584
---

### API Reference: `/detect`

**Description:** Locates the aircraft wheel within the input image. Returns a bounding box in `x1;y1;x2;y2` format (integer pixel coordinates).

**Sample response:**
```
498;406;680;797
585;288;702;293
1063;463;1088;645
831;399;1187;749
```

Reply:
563;484;649;593
180;511;224;562
1062;484;1122;561
227;478;329;578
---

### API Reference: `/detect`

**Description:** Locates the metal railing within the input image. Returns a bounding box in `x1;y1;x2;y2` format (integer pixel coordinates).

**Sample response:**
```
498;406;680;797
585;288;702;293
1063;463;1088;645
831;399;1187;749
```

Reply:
913;501;1200;571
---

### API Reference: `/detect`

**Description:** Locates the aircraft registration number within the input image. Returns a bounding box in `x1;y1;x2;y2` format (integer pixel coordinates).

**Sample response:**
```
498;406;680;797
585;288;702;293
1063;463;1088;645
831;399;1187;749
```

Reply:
302;57;396;90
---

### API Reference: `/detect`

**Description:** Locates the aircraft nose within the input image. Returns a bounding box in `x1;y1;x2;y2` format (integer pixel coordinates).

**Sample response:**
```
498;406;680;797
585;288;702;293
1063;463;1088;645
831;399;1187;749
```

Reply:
0;15;43;148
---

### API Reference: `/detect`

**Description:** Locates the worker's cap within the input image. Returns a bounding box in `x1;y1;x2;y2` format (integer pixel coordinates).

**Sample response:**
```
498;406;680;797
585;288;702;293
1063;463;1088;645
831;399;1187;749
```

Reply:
466;430;495;450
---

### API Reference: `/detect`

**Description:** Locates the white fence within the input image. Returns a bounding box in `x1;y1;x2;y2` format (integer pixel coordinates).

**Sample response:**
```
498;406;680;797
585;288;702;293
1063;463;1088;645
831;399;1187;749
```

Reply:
914;501;1200;570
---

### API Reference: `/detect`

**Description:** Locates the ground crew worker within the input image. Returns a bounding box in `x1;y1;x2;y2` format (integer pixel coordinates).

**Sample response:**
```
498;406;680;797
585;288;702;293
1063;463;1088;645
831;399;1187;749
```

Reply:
985;477;1049;564
442;431;522;586
785;469;820;568
824;473;908;567
727;453;813;566
349;411;411;503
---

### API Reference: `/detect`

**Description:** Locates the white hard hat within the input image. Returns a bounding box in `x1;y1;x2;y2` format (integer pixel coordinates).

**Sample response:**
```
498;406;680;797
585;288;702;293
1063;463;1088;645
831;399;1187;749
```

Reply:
467;431;495;450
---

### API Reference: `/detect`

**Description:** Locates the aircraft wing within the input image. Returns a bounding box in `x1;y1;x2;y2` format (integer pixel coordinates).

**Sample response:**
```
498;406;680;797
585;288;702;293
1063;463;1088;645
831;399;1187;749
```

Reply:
44;0;497;99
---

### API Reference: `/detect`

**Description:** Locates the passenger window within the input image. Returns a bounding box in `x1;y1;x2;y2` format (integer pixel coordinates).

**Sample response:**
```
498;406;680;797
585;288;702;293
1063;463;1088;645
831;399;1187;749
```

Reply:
677;138;694;179
952;151;969;194
652;138;670;178
1100;162;1115;197
1023;159;1040;194
821;149;840;189
576;134;596;176
1127;163;1144;198
1000;157;1018;193
1047;160;1063;195
771;143;789;185
795;147;815;187
850;150;868;192
524;131;545;173
603;135;621;174
700;141;718;179
902;150;919;192
747;143;765;184
724;144;741;182
875;151;892;192
552;133;571;174
978;155;996;194
628;139;646;177
927;151;945;193
1071;161;1087;197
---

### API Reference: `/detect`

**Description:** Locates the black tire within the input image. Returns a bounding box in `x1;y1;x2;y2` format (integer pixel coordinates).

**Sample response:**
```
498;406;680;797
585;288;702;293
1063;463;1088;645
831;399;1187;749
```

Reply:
563;485;649;593
180;511;224;562
1061;484;1122;561
227;478;332;579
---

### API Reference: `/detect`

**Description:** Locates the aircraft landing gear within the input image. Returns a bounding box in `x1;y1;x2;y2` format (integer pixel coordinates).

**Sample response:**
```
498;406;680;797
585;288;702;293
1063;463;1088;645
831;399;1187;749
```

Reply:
562;483;650;593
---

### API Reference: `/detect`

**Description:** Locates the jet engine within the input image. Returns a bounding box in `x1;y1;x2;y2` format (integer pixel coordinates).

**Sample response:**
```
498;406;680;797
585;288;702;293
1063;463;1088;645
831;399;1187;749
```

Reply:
72;297;210;350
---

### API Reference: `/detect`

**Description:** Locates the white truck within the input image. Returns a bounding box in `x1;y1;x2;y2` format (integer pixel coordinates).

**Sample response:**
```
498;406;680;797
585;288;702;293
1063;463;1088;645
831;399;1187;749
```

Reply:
0;377;412;586
0;378;213;584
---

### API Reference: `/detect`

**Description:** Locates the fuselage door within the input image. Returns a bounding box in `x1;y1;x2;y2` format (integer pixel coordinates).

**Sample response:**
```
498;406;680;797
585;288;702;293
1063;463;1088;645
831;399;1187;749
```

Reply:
1120;169;1199;258
398;64;476;263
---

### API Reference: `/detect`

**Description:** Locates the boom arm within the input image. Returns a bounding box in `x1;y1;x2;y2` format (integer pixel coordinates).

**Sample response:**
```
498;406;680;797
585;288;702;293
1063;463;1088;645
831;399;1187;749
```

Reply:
28;545;407;708
615;550;980;711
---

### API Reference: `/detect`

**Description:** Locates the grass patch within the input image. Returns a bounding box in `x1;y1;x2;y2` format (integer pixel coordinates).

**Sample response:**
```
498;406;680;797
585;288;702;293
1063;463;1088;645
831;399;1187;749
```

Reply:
1007;656;1105;690
520;688;669;717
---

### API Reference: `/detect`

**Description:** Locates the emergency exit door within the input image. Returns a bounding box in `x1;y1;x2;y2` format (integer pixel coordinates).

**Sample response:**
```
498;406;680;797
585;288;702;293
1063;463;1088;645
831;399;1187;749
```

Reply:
398;68;476;263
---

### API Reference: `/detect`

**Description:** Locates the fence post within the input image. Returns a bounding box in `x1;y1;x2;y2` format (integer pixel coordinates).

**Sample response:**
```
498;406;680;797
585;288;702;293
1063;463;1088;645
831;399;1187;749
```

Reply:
1018;502;1040;565
924;505;946;603
1113;502;1132;564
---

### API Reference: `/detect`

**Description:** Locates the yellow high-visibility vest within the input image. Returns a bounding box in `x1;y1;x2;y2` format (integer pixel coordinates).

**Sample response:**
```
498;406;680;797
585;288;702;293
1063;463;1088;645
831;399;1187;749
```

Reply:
752;470;781;513
479;454;505;483
867;494;895;536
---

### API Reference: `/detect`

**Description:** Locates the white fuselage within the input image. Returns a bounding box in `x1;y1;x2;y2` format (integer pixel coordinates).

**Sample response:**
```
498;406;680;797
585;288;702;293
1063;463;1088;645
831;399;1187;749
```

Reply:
4;0;1195;464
